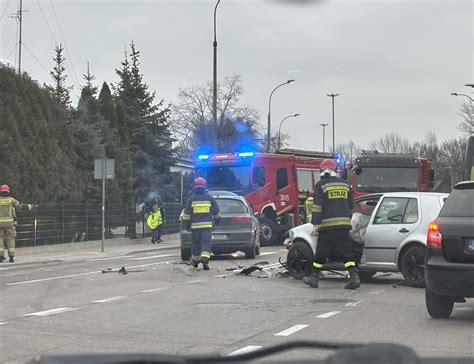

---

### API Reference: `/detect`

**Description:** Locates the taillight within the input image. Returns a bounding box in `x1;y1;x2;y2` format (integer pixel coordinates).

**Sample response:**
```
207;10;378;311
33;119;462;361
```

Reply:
231;216;252;224
427;221;442;250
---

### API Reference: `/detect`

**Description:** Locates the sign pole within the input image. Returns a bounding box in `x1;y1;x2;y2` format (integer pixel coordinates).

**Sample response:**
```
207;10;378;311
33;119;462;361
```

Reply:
101;158;105;252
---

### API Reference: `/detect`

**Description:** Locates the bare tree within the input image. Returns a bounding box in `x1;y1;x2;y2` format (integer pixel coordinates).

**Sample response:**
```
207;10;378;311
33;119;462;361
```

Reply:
171;75;261;157
369;133;411;154
458;101;474;135
333;140;361;162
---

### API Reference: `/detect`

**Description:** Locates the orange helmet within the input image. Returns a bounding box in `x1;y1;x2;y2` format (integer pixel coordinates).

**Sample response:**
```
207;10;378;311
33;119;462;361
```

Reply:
0;184;10;193
194;177;207;188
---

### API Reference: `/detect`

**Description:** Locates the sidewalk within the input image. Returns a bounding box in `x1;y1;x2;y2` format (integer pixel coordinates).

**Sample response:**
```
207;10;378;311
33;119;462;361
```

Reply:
12;234;181;264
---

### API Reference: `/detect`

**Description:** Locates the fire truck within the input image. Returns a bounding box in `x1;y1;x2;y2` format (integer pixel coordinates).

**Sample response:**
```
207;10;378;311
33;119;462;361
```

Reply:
344;151;434;199
194;149;332;245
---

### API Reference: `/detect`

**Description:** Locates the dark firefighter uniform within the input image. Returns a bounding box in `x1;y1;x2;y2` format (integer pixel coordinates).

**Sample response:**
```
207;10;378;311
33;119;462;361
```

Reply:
181;180;220;269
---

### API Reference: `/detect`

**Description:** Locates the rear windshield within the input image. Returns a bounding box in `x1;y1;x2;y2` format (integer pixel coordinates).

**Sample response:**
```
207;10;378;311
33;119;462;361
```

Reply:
440;189;474;217
216;199;249;214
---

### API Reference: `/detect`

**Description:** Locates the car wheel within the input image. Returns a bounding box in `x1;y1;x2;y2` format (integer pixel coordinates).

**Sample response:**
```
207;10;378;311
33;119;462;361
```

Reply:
181;248;191;261
425;288;454;319
245;246;256;259
259;216;276;246
287;240;314;279
400;245;426;288
359;270;377;282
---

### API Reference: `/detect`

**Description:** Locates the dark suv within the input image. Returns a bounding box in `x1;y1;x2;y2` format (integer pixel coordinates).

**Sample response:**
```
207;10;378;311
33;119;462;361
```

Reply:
425;181;474;318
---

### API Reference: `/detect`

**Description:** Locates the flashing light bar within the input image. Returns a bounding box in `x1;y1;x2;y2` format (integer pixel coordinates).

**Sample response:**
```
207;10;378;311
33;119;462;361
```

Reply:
197;154;210;160
238;152;255;158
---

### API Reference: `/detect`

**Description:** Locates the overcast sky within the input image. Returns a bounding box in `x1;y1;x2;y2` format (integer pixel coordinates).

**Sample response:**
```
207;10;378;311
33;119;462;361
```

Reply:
1;0;473;151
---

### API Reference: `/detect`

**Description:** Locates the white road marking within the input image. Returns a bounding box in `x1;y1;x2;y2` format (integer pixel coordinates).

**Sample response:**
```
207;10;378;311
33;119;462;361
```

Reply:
275;324;308;336
87;256;132;262
141;287;171;293
0;322;6;325
185;279;205;284
258;252;277;256
5;260;180;286
92;296;126;303
345;300;364;307
227;346;262;356
456;307;474;312
25;307;78;317
370;289;386;295
316;311;342;318
129;254;176;261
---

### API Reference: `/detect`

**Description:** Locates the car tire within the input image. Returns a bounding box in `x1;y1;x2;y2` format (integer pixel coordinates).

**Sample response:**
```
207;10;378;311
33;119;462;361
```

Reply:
181;248;191;261
287;240;314;280
400;245;426;288
425;288;454;319
259;216;276;246
245;245;256;259
359;270;377;282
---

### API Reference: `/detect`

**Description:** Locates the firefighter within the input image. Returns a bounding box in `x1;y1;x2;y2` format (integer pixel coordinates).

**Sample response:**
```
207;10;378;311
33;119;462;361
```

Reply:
305;191;314;223
181;177;220;270
0;185;33;263
302;159;360;289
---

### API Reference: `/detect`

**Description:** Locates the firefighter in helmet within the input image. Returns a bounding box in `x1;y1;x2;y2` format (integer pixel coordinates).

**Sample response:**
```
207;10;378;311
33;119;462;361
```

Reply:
305;191;315;223
0;184;33;262
303;159;360;289
181;178;220;270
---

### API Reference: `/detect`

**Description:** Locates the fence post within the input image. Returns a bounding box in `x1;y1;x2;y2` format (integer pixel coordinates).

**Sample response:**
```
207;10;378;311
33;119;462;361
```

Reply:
125;203;128;237
61;202;65;244
33;204;37;247
86;202;89;241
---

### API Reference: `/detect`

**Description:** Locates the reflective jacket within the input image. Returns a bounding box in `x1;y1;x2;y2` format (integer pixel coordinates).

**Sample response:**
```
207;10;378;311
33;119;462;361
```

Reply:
0;197;31;225
147;210;163;230
311;176;353;230
182;193;220;230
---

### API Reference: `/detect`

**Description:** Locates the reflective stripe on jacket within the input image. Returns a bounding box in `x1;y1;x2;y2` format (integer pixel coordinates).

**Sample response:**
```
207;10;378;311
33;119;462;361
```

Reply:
0;197;21;224
182;193;220;230
311;176;353;230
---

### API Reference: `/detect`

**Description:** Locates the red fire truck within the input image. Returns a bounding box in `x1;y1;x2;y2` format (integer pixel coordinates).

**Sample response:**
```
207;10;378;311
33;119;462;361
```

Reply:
345;151;434;199
194;149;332;245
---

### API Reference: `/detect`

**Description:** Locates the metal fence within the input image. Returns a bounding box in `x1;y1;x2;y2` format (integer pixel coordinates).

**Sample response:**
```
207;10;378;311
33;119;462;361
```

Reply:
15;203;183;248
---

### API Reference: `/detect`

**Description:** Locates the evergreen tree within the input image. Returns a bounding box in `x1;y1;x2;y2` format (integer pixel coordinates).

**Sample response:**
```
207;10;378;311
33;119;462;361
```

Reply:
45;44;73;110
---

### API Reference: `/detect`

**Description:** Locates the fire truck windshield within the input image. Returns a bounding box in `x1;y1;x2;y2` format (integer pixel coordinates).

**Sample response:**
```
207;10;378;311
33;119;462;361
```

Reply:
197;165;251;191
356;167;419;193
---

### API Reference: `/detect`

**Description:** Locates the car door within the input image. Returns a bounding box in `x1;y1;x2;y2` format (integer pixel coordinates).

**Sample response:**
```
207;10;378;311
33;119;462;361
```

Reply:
364;196;421;266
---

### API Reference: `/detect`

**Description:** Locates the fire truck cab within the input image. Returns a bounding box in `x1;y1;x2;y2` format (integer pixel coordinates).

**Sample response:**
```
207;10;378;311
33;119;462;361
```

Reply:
194;149;331;245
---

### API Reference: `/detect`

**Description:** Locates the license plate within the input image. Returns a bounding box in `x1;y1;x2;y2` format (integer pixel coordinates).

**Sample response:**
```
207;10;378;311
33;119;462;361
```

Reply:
212;234;227;240
466;239;474;253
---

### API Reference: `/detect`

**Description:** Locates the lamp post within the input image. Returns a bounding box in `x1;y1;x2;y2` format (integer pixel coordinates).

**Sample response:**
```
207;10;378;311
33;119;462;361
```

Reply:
327;93;339;153
277;113;300;150
320;123;328;152
464;83;474;88
267;80;295;152
450;92;474;102
212;0;221;151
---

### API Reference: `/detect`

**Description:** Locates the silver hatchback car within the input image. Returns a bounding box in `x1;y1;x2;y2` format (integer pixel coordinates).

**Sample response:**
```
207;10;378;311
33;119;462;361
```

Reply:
286;192;448;287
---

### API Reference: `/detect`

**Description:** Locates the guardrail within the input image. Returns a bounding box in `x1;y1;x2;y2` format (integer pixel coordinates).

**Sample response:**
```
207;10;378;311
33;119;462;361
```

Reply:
14;203;183;247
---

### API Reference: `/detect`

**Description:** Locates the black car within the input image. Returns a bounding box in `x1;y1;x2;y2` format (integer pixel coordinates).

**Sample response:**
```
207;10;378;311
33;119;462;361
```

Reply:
425;181;474;318
180;191;261;260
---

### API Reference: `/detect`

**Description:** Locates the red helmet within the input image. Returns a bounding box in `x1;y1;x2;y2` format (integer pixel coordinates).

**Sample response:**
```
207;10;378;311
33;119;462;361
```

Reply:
308;190;314;197
0;184;10;193
320;159;337;171
193;177;207;188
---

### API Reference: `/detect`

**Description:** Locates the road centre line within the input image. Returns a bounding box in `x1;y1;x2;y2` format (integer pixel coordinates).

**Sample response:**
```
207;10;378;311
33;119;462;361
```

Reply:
316;311;342;318
5;260;180;286
257;252;278;256
141;287;171;293
87;256;133;262
0;322;6;325
370;289;386;295
24;307;78;317
92;296;126;303
275;324;308;336
345;300;364;307
227;346;263;356
185;279;205;284
129;254;176;261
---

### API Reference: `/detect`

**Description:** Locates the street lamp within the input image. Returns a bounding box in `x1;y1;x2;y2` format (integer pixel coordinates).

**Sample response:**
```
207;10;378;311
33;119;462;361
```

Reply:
267;80;295;152
464;83;474;88
212;0;222;151
451;92;474;102
277;113;300;150
327;93;340;153
320;123;328;152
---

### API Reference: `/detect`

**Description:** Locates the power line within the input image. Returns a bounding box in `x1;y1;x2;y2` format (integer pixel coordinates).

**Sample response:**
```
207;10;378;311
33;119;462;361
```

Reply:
35;0;58;44
23;42;49;73
48;0;79;87
5;41;18;61
0;0;11;21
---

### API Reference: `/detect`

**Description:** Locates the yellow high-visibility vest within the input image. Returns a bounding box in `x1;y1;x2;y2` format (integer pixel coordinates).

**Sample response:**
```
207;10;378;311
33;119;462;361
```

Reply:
147;210;163;229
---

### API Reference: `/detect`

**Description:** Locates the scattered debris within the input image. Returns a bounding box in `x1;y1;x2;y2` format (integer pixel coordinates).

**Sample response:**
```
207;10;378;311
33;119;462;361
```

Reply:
101;266;146;274
253;261;270;266
238;266;263;276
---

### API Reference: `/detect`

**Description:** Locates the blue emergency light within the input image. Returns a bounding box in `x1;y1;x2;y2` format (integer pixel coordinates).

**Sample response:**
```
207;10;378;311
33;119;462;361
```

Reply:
197;154;210;160
237;152;255;158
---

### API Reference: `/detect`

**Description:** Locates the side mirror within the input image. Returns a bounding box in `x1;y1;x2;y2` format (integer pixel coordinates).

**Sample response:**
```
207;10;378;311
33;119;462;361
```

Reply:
354;167;363;176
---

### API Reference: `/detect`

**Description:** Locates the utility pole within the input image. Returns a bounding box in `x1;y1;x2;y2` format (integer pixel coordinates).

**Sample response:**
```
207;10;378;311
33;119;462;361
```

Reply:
18;0;23;74
327;93;340;153
320;123;328;152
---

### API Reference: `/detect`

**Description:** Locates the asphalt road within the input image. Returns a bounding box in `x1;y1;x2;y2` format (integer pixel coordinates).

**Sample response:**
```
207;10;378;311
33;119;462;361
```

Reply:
1;239;473;363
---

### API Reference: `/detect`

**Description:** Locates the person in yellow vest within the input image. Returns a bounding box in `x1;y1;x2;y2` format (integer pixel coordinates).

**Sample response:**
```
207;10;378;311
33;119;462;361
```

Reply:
146;196;165;244
305;191;315;223
0;184;33;263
